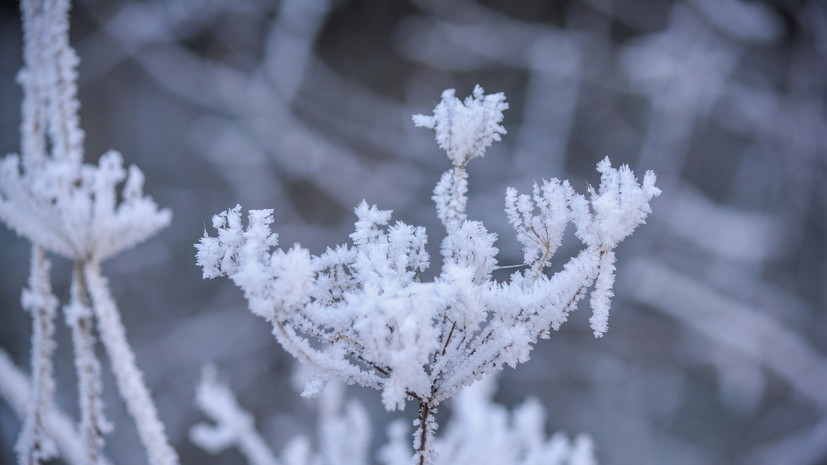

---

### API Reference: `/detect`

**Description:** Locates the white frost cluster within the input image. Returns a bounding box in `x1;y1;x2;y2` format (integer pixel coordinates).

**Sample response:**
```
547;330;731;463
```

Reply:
197;86;659;464
0;129;171;261
1;0;171;260
412;85;508;166
0;0;171;262
505;179;572;274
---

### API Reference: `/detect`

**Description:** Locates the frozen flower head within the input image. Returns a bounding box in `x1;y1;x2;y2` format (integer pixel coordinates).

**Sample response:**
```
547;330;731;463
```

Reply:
570;158;661;249
413;85;508;166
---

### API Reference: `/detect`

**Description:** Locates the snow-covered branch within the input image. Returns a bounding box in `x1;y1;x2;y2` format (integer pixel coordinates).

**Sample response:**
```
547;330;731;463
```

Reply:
191;366;280;465
192;369;372;465
66;262;110;465
15;247;59;465
84;263;179;465
0;350;113;465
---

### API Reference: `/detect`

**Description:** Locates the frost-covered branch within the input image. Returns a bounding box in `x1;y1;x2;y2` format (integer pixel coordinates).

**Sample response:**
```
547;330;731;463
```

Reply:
18;0;48;173
197;86;658;464
66;262;110;465
315;382;371;465
42;0;83;166
191;366;280;465
0;350;113;465
15;247;59;465
84;263;178;465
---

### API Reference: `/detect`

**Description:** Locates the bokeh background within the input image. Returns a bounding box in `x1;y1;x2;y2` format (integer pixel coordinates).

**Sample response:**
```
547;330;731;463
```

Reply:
1;0;825;464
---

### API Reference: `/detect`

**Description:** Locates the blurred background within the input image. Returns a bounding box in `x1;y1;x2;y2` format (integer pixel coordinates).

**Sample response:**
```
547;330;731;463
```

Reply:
0;0;825;464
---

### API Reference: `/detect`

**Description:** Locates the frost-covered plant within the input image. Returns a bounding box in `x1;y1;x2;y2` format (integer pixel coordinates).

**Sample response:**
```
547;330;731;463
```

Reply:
191;369;372;465
191;368;596;465
0;1;174;465
196;85;660;464
191;366;283;465
0;349;114;465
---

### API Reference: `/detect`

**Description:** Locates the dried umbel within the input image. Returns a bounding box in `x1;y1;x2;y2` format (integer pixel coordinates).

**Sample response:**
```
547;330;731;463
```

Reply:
197;86;660;464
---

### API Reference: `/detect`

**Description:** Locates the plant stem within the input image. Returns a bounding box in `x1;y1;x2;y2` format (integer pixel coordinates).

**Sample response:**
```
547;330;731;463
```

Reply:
414;399;436;465
16;246;57;465
84;262;179;465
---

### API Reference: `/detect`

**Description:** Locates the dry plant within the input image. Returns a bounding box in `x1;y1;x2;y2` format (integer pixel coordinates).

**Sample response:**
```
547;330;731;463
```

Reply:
196;86;659;465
